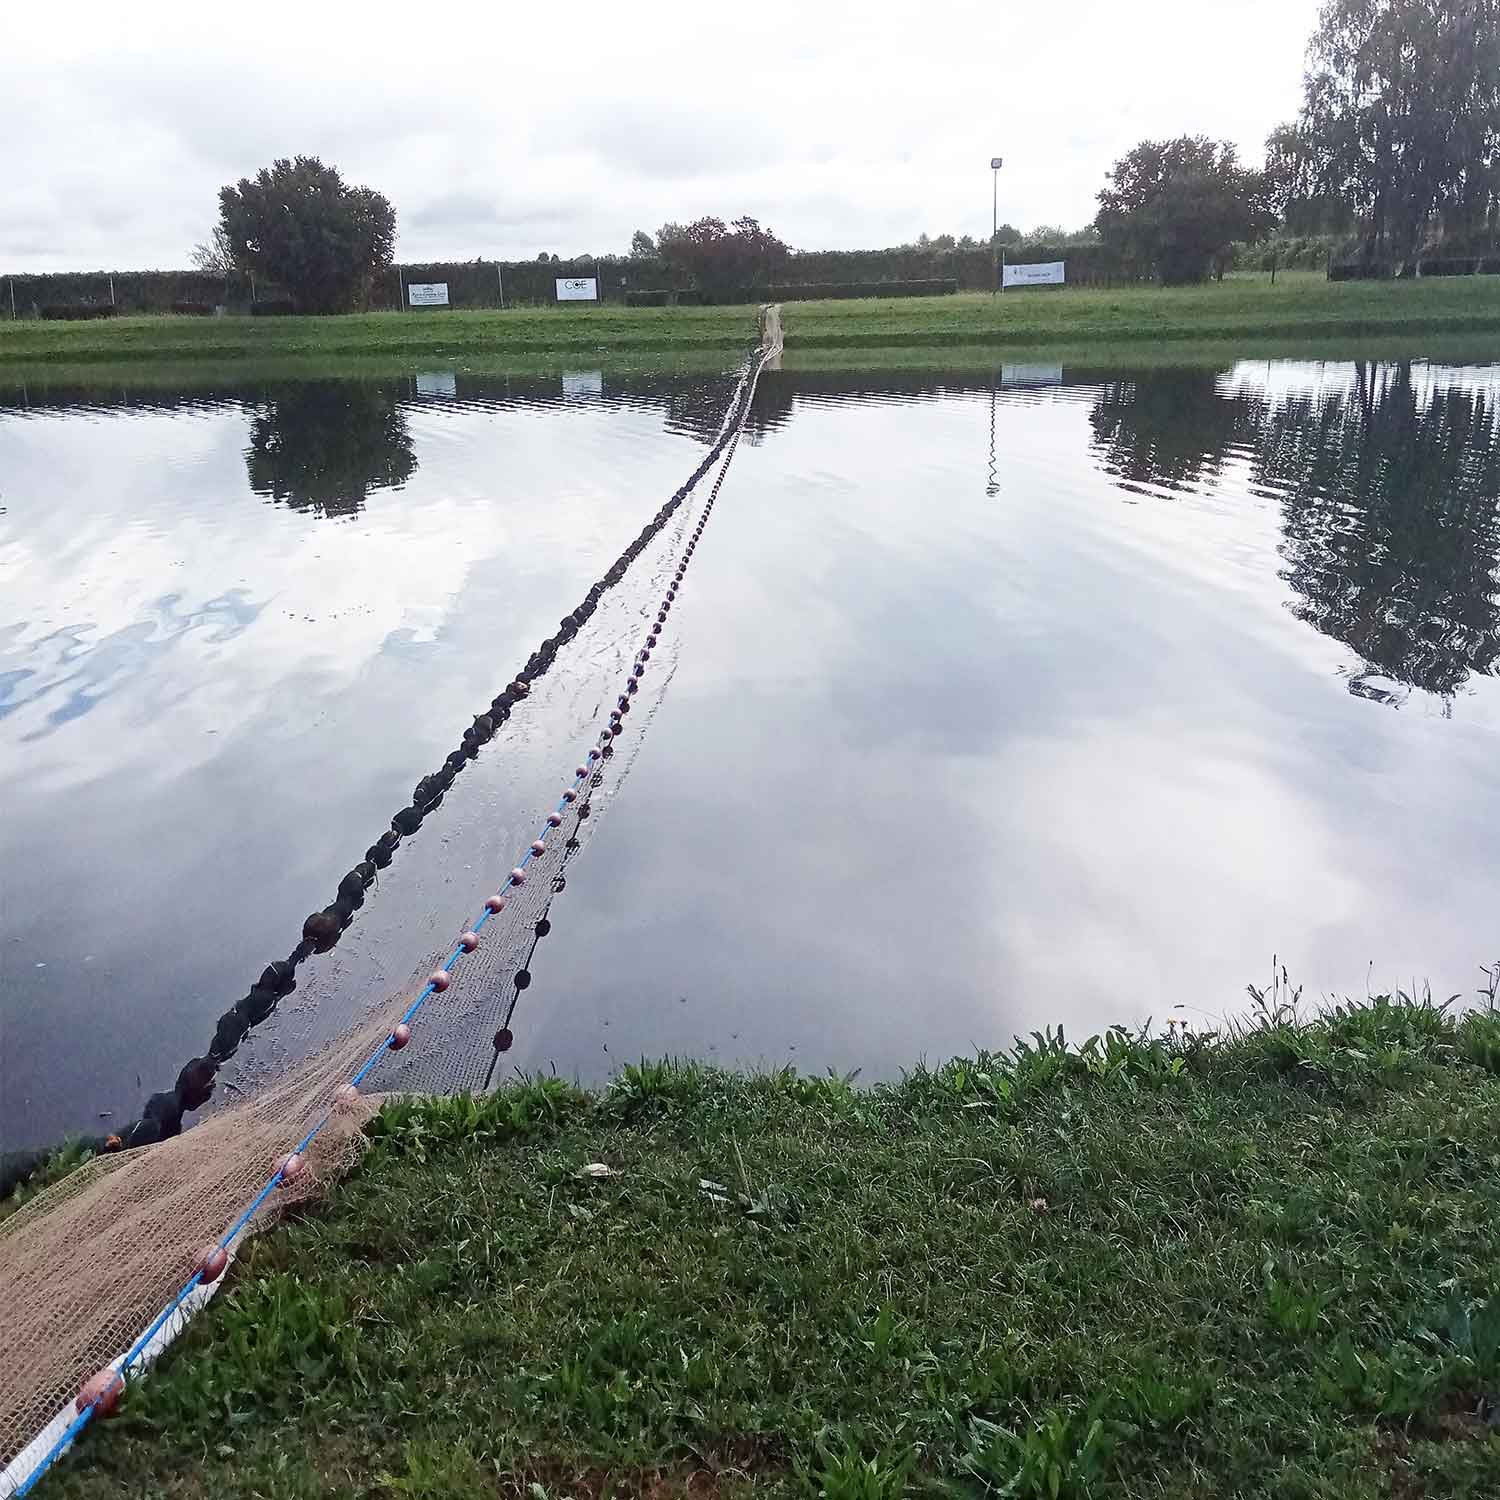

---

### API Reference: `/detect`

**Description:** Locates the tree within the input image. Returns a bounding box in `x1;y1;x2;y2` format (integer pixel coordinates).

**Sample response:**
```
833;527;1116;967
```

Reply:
629;230;656;258
217;157;395;314
655;216;789;293
1282;0;1500;264
190;226;240;275
1095;136;1271;283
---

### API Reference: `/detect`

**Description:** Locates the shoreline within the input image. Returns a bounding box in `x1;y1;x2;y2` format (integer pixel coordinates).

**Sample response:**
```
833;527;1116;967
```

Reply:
4;275;1500;372
24;995;1500;1498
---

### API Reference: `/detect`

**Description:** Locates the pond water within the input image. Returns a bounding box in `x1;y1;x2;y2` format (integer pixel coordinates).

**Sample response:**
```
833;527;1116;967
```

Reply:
3;355;1499;1147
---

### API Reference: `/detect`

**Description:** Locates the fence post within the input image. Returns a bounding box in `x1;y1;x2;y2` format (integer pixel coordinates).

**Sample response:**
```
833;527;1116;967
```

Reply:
109;274;116;306
8;277;15;321
497;262;504;309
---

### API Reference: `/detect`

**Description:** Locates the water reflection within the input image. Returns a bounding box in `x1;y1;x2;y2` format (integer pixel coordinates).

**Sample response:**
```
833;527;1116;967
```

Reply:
244;383;417;518
1090;370;1260;495
0;591;263;734
1264;368;1500;699
1085;361;1500;700
4;353;1500;1148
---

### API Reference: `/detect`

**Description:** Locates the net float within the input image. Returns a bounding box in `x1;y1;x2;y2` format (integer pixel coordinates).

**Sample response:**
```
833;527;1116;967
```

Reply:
197;1244;229;1284
75;1368;124;1417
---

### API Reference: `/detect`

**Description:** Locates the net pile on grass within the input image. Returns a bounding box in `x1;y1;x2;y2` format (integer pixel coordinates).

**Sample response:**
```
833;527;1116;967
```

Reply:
0;1007;392;1486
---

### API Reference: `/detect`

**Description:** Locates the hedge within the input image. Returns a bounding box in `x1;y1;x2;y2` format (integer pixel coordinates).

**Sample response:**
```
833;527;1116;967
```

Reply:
39;304;118;321
3;245;1127;319
1328;257;1500;280
8;270;252;318
770;278;957;301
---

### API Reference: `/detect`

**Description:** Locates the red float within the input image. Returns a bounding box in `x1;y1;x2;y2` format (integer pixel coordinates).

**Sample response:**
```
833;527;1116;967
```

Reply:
75;1369;124;1417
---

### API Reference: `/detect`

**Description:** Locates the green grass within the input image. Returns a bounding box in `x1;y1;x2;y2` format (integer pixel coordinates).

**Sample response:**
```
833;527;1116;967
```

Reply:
45;989;1500;1499
779;273;1500;350
0;304;760;368
7;274;1500;372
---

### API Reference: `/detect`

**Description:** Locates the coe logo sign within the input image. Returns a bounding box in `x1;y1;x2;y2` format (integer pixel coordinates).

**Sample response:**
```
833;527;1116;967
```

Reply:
556;277;599;302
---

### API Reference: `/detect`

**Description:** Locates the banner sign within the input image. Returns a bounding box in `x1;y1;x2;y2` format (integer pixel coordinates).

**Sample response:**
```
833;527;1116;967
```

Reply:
415;371;458;397
561;370;604;397
407;282;450;306
556;277;598;301
1002;261;1066;289
1001;364;1064;387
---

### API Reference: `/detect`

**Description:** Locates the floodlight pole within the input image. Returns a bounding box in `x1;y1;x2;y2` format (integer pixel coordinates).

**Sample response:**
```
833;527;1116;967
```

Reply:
991;156;1003;295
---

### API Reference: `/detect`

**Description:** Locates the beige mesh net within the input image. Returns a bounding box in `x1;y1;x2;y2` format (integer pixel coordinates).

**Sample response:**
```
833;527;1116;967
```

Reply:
0;320;779;1495
0;1007;390;1488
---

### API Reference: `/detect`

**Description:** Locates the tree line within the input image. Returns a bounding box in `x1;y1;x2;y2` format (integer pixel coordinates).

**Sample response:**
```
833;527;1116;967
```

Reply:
1089;0;1498;283
189;1;1496;310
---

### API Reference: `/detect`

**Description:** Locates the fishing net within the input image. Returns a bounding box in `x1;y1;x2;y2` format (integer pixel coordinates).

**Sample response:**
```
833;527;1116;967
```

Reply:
0;321;778;1495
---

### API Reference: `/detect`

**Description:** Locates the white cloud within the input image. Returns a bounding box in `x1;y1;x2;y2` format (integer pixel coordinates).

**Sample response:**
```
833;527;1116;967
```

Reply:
0;0;1318;271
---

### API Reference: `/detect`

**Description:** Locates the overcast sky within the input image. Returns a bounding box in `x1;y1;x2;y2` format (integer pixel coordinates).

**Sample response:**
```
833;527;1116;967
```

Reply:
3;0;1321;273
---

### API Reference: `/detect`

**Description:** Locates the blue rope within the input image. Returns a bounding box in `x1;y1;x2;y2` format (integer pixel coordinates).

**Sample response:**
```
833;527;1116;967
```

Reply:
12;344;766;1500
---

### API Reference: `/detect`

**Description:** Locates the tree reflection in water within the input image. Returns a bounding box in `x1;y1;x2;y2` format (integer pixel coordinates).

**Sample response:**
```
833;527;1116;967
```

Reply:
1090;362;1500;702
245;381;417;518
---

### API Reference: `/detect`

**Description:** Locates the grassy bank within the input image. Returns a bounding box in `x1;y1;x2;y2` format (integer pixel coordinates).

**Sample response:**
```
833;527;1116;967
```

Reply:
6;331;1500;402
0;304;759;368
6;275;1500;372
778;273;1500;350
48;994;1500;1498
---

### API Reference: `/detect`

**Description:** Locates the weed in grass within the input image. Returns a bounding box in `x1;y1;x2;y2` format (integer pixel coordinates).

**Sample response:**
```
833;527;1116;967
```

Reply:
796;1433;918;1500
607;1058;710;1122
379;1439;498;1499
957;1402;1131;1499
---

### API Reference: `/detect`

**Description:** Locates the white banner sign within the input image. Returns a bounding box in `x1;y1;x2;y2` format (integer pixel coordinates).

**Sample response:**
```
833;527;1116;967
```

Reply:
407;282;450;306
415;371;457;397
1001;364;1064;387
561;370;604;397
1002;261;1066;289
556;277;598;302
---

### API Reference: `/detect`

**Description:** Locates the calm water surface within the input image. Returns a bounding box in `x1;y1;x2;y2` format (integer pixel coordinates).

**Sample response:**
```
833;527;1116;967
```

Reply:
2;356;1498;1145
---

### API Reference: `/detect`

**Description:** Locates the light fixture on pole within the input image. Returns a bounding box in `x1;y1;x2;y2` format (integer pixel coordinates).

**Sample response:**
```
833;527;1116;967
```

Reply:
990;157;1004;296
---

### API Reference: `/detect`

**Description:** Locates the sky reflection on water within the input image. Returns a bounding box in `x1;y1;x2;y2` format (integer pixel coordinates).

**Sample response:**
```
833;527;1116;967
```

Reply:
2;356;1497;1145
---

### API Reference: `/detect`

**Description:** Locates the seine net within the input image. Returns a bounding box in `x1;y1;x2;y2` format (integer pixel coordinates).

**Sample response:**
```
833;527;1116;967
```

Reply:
0;323;778;1492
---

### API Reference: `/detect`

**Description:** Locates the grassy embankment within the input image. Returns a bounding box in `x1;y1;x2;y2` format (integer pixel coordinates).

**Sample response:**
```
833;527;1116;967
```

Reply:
5;275;1500;380
48;993;1500;1499
0;304;760;369
777;272;1500;351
